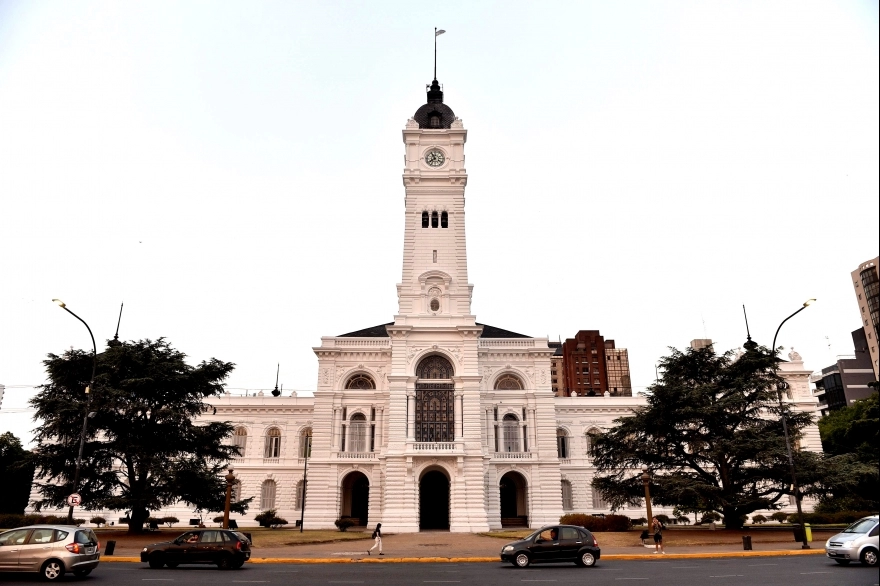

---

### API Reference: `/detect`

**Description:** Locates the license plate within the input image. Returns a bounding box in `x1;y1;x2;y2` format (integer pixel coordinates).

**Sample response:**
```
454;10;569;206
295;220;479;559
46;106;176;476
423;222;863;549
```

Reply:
85;546;96;555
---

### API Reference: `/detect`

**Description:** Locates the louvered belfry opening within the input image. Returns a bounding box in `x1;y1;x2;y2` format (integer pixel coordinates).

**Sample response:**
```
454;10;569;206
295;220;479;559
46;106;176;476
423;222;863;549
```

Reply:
415;355;455;442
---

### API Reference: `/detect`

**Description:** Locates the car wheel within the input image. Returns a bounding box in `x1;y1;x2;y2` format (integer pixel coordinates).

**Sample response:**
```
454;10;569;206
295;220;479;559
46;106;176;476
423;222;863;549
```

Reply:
861;548;878;567
514;553;530;568
41;559;65;581
217;554;233;570
231;559;245;570
73;568;92;578
165;562;179;569
579;551;596;567
148;553;165;569
834;559;850;566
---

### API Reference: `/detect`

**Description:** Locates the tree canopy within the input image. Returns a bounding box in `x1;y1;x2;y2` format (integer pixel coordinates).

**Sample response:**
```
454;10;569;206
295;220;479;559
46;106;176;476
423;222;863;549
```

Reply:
30;338;250;532
0;432;35;514
590;344;821;529
814;393;879;512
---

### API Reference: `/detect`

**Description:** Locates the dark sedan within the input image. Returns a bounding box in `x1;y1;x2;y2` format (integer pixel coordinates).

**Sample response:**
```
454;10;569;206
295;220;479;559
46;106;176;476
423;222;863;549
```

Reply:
140;529;251;570
500;525;600;568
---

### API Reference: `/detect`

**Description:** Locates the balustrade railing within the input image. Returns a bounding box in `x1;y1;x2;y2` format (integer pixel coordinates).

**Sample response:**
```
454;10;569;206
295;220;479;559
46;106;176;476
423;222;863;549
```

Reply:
335;452;376;459
413;442;456;451
493;451;533;459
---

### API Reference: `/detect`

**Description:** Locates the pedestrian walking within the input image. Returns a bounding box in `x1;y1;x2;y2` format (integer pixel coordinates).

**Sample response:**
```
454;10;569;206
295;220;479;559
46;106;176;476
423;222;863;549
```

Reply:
652;516;665;554
368;523;383;555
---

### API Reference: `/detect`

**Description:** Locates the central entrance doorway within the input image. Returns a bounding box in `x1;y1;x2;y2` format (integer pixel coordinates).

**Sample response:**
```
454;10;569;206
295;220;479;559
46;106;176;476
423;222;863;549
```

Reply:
340;471;370;527
499;471;528;527
419;469;450;530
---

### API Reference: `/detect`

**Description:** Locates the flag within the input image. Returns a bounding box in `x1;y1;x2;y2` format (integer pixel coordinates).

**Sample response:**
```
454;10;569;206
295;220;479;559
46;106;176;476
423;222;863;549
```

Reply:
436;29;446;36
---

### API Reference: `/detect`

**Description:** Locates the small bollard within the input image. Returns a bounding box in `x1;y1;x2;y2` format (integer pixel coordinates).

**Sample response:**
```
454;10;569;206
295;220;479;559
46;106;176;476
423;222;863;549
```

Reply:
104;540;116;555
742;535;752;550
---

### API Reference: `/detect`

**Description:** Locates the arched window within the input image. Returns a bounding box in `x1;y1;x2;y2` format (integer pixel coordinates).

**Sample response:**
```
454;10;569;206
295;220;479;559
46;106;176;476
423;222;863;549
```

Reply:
347;413;369;453
556;428;570;459
585;427;601;460
495;374;524;390
501;413;521;453
299;428;312;458
416;355;454;379
431;211;439;228
295;480;304;509
260;479;277;510
264;427;281;459
232;427;247;458
422;211;429;228
561;479;573;510
440;211;448;228
346;375;375;390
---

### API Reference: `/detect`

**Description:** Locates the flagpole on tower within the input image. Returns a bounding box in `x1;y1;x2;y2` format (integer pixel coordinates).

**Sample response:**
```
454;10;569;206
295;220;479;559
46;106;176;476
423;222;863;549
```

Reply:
434;27;446;80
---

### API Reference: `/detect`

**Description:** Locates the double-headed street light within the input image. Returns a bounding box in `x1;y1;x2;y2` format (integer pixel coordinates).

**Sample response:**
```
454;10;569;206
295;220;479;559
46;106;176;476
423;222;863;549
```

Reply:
52;299;98;524
770;298;815;550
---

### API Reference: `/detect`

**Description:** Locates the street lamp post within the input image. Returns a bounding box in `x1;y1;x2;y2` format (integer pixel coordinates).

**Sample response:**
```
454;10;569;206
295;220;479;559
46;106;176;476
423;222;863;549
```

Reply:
223;468;236;529
299;434;311;533
641;464;653;524
770;299;815;550
52;299;97;524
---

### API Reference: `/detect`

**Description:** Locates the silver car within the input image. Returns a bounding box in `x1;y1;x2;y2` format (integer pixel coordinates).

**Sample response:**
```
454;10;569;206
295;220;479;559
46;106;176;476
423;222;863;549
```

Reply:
0;525;101;580
825;515;879;566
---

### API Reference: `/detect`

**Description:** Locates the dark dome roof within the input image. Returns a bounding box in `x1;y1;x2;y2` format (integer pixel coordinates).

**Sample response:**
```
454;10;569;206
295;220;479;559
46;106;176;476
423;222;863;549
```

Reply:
413;79;456;129
414;102;456;129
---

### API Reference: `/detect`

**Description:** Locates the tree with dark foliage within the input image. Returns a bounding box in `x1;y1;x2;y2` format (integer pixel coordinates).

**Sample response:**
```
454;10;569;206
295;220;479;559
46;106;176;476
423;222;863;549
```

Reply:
30;338;250;532
0;432;35;514
590;344;821;529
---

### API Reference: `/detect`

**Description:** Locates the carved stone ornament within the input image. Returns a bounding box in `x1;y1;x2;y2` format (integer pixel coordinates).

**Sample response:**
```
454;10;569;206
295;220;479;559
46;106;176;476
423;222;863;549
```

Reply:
406;118;419;129
788;347;802;361
451;118;463;129
407;345;420;363
321;368;331;385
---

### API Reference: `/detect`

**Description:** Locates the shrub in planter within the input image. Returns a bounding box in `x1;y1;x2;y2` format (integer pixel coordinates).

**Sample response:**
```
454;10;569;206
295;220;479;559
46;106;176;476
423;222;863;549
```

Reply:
255;509;279;528
161;516;179;528
269;517;288;528
751;514;767;524
335;518;356;532
770;512;789;523
90;516;107;527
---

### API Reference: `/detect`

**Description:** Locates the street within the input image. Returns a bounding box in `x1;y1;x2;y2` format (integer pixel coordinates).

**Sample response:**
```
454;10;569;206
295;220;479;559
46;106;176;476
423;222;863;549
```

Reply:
0;556;876;585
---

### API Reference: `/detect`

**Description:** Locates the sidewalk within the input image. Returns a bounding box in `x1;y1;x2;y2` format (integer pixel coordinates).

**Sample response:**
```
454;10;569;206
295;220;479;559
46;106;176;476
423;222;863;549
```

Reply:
103;530;828;563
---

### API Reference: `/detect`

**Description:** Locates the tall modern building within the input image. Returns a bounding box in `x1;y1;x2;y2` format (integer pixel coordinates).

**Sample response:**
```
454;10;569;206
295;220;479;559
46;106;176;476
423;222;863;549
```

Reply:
28;76;825;531
811;329;877;416
851;256;880;379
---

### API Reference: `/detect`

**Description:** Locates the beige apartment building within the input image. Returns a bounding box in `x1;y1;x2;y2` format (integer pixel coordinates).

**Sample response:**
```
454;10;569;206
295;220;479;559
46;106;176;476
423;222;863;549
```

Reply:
850;256;879;379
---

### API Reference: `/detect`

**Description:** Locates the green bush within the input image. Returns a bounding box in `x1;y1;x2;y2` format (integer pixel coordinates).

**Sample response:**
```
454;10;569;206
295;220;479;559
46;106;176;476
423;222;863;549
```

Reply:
770;512;789;523
655;514;671;525
269;517;288;528
676;516;691;525
699;512;722;524
90;516;107;527
335;518;356;532
631;516;648;526
161;516;179;528
751;514;768;524
559;514;631;532
789;511;876;525
255;509;278;528
0;513;74;528
213;516;225;524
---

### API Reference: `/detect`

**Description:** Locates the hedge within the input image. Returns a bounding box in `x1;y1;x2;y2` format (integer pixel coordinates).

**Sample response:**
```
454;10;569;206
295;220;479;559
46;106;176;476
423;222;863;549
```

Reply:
789;511;876;525
559;514;631;532
0;514;70;528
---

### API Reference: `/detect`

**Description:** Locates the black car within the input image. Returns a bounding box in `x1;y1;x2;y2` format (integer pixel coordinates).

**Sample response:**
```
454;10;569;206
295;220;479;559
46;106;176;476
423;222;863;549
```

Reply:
140;529;251;570
500;525;600;568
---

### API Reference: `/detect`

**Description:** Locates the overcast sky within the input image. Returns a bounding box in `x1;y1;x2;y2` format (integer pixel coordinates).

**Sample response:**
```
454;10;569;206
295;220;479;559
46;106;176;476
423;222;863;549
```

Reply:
1;0;878;447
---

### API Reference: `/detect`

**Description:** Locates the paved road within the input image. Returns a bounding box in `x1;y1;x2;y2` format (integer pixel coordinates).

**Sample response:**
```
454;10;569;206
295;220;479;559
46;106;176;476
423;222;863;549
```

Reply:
0;556;876;585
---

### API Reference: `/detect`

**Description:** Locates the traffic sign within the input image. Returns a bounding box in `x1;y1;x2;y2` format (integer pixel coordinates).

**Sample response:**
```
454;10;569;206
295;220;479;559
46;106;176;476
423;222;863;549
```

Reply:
67;493;82;507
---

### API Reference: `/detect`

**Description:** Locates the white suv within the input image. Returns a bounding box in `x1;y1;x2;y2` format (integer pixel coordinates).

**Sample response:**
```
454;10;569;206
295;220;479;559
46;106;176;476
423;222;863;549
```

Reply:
825;515;879;567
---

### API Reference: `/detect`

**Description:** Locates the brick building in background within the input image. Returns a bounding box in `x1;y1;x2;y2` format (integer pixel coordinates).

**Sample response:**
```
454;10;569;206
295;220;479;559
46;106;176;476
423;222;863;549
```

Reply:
550;331;632;397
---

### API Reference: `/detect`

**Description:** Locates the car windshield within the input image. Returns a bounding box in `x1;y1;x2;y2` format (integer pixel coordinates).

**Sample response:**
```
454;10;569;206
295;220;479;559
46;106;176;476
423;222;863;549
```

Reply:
843;518;877;534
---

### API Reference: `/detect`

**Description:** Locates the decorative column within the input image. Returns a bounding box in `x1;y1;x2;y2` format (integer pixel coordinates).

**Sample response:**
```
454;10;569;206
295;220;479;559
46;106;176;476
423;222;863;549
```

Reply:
454;392;463;440
406;393;415;440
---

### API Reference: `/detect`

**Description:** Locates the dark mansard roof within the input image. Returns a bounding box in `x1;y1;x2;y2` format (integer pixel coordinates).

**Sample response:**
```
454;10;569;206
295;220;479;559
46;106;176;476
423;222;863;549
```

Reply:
413;79;456;129
337;322;530;339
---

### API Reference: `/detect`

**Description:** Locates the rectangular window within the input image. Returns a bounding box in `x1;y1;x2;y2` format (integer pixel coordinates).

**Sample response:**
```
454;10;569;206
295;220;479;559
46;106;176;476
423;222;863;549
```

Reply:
433;250;437;263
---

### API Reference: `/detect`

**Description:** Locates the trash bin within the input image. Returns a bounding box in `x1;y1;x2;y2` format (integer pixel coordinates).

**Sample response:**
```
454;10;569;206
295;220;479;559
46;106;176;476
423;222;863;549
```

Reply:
792;524;804;542
804;523;812;542
105;540;116;555
742;535;752;550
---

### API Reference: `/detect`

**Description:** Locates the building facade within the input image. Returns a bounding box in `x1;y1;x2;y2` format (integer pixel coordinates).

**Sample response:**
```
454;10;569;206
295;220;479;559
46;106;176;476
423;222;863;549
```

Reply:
851;257;880;379
811;329;877;415
29;78;824;530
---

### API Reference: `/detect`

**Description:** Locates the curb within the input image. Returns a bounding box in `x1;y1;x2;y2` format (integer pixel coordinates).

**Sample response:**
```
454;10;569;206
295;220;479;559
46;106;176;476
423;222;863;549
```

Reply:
102;549;825;564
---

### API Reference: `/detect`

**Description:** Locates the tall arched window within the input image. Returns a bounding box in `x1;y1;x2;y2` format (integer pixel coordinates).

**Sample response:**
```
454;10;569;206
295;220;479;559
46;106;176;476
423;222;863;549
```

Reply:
561;479;573;510
416;355;454;379
431;211;439;228
422;211;429;228
591;487;607;510
299;427;312;458
556;428;570;459
501;413;521;452
585;427;601;460
346;375;375;390
260;479;277;510
348;413;369;453
495;374;524;390
440;211;448;228
232;427;247;458
264;427;281;459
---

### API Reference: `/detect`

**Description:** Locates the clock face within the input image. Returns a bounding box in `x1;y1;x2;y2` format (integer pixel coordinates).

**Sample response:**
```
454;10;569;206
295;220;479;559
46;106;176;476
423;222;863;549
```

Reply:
425;149;445;167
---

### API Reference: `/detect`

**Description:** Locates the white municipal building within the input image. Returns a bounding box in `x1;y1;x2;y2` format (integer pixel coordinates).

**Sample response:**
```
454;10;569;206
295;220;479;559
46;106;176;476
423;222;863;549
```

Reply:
58;79;823;531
